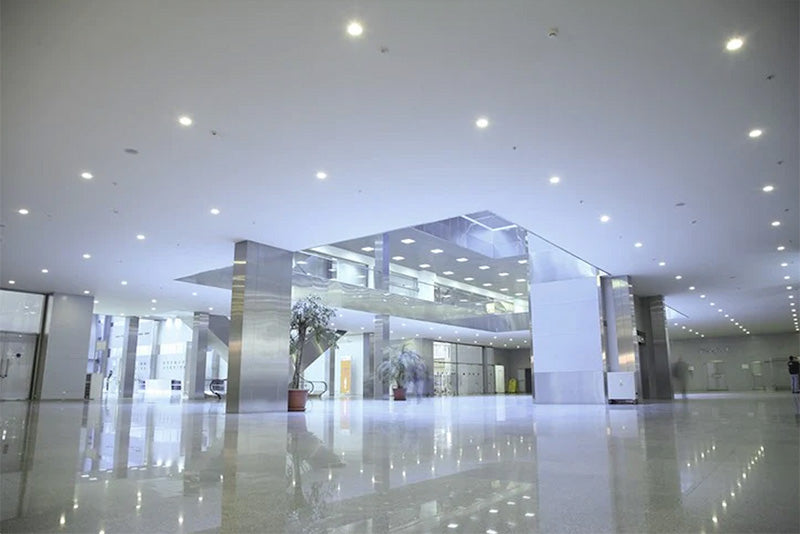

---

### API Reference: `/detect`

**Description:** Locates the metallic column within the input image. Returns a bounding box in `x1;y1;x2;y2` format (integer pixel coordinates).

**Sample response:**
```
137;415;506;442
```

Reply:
119;317;139;398
645;296;673;399
370;314;391;398
226;240;293;413
373;233;390;292
149;320;161;379
185;312;209;400
362;333;374;398
327;342;336;398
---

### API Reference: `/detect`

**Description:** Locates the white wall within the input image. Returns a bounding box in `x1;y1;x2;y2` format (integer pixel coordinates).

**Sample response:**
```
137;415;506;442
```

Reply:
670;333;800;391
38;294;94;400
530;277;604;373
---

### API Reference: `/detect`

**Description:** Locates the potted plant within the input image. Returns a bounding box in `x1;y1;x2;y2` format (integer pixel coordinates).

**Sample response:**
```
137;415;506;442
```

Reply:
289;296;337;411
376;344;427;400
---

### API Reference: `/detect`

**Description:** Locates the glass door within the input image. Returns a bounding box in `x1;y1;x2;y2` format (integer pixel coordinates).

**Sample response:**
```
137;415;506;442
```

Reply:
0;332;38;400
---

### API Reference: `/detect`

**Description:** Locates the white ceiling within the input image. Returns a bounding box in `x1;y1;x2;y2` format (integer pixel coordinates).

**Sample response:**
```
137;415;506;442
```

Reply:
1;0;798;341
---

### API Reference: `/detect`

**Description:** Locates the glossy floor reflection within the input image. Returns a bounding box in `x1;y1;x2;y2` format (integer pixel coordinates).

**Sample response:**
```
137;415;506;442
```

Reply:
1;393;798;533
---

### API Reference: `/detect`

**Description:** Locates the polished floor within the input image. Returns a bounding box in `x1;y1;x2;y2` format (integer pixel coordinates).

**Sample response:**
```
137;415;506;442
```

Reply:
1;393;798;533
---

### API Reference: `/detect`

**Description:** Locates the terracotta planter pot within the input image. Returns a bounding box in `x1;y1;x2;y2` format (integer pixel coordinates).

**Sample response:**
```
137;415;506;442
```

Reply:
393;387;406;401
288;389;309;411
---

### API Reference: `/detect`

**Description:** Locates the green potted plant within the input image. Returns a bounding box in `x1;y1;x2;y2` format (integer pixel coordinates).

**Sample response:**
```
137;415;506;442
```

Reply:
376;344;427;400
289;296;337;411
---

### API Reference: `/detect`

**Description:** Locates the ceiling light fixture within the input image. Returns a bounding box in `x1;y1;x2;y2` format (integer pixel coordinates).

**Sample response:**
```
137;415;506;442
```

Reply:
700;294;706;298
18;208;29;215
121;280;128;285
400;238;415;244
83;290;90;294
748;129;762;138
346;21;364;37
464;277;474;281
361;246;374;252
675;275;683;280
210;208;220;215
600;215;611;223
762;185;775;193
81;172;93;180
315;171;327;180
498;272;509;277
478;265;490;270
634;242;643;248
8;280;15;285
658;261;666;266
136;234;146;240
549;176;560;184
419;264;430;269
771;221;781;227
41;269;48;273
483;283;492;287
689;286;696;291
726;37;744;51
518;259;528;264
777;246;785;251
456;257;469;263
475;117;489;129
82;253;91;259
178;116;193;126
430;249;444;254
391;256;404;261
781;262;789;267
443;271;454;275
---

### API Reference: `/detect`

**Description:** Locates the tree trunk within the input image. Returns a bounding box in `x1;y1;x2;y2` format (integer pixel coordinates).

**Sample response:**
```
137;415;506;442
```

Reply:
292;325;306;389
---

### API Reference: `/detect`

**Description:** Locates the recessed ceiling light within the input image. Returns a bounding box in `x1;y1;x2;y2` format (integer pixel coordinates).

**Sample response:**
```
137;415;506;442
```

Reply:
178;116;193;126
600;215;611;223
391;256;405;261
518;259;528;264
82;253;91;259
192;292;198;296
442;270;454;275
549;176;560;184
710;302;716;306
475;117;489;129
136;234;146;240
346;20;364;37
121;280;128;285
81;172;93;180
787;286;793;290
658;261;666;266
777;245;785;251
771;221;781;227
93;300;99;304
700;294;706;298
718;309;723;312
361;246;374;252
725;37;744;51
41;268;48;273
516;278;526;283
500;288;509;292
682;326;686;329
748;129;762;138
785;276;791;280
18;208;29;215
675;275;683;280
781;262;789;267
464;277;474;281
419;264;430;269
483;283;492;287
762;185;775;193
208;307;214;311
724;314;729;318
431;249;444;254
315;171;327;180
210;208;220;215
634;242;643;248
498;272;509;277
151;307;156;311
456;257;469;263
400;238;415;244
514;292;523;296
8;280;15;285
689;286;696;291
151;299;157;303
478;265;490;270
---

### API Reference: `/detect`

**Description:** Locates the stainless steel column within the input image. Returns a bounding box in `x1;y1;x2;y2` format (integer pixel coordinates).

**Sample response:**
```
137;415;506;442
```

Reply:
371;314;391;398
185;312;209;400
643;296;673;399
226;240;293;414
327;343;336;398
119;317;139;398
149;320;161;379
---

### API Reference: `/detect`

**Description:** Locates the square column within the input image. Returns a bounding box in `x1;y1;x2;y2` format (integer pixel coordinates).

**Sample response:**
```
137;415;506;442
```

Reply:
119;317;139;398
185;312;209;400
226;240;293;413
